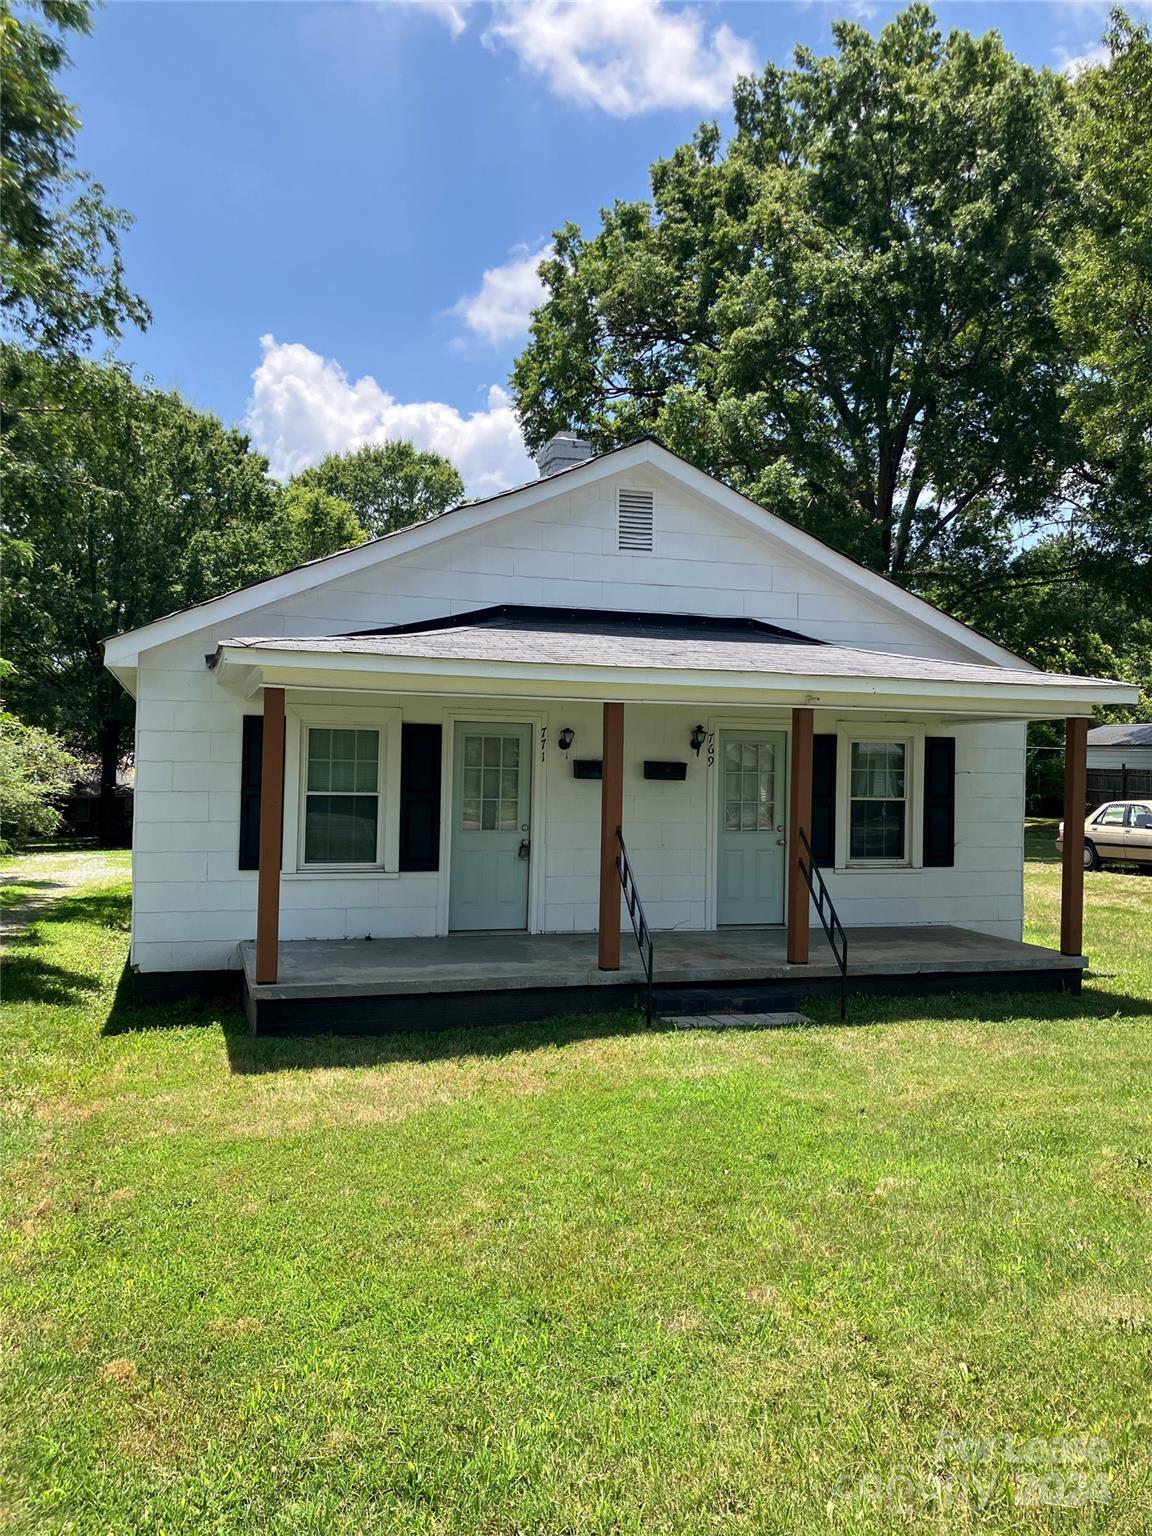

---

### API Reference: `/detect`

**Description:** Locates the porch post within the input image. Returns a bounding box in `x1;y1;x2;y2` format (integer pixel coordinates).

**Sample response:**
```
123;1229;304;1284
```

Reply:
254;686;285;985
787;706;814;965
1060;716;1088;957
598;701;624;970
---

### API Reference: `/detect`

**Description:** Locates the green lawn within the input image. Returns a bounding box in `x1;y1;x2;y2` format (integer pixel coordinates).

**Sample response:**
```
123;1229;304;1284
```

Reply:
2;834;1150;1533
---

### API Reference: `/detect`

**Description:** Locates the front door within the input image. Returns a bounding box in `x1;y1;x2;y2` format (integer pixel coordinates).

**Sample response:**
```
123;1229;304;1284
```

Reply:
449;723;532;931
716;731;787;925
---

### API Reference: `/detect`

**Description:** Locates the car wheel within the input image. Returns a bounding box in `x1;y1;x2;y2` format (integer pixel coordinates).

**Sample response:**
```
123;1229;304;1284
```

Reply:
1083;841;1100;871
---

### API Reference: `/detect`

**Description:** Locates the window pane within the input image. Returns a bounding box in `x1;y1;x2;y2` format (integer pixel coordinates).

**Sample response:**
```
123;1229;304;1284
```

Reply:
464;736;482;768
851;740;906;799
1099;805;1126;825
307;727;378;793
850;799;905;860
483;737;501;767
304;795;378;863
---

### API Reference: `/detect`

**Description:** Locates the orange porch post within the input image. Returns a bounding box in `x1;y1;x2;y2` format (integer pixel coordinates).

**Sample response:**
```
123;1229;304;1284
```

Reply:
1060;716;1088;958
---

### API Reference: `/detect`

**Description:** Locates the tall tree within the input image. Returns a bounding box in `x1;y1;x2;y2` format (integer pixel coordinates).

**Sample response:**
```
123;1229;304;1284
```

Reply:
512;4;1076;592
0;347;279;839
1;0;148;351
1056;11;1152;571
292;440;464;539
182;482;367;599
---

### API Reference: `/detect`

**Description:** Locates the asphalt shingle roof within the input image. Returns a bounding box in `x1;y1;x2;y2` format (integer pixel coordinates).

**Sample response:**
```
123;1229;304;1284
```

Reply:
220;625;1124;692
1087;723;1152;747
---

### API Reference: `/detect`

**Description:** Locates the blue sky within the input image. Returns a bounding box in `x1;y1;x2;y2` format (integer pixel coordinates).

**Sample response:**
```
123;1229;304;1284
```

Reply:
67;0;1128;494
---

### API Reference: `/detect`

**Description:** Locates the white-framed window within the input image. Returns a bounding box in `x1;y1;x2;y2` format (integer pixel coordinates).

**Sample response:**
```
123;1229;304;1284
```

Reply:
280;702;402;877
302;725;383;867
847;738;909;862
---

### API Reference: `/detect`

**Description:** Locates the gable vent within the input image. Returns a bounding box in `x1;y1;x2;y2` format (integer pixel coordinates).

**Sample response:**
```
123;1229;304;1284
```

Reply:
617;488;654;552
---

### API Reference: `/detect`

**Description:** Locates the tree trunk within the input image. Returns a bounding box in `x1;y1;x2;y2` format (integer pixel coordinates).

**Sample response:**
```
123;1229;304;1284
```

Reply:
97;718;123;848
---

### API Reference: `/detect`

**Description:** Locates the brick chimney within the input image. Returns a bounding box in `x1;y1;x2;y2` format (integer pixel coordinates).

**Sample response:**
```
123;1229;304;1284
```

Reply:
535;431;594;478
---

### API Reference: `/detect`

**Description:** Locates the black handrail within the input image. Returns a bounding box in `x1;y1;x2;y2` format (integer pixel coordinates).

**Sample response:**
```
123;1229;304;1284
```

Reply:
798;828;849;1021
616;828;655;1025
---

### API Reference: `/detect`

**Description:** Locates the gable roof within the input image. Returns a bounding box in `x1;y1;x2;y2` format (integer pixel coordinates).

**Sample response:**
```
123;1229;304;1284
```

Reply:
1087;722;1152;748
103;438;1031;672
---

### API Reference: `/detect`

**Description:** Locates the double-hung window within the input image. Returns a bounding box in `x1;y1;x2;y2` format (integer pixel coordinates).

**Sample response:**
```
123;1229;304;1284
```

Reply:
848;740;908;861
303;727;381;866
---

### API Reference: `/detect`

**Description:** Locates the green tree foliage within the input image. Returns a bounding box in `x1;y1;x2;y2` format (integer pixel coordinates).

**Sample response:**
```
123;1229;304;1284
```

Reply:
512;5;1076;587
1057;12;1152;568
183;482;366;597
0;346;279;837
292;440;464;539
0;0;149;350
0;706;79;847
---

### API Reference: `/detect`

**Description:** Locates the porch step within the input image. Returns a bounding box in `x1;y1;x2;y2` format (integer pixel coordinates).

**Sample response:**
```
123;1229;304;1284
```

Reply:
653;983;807;1016
666;1011;811;1030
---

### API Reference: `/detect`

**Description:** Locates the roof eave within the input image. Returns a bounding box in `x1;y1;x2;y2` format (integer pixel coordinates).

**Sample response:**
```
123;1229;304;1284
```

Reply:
213;643;1137;717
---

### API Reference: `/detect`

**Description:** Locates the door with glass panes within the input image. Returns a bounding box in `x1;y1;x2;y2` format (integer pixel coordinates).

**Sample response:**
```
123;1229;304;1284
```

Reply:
716;731;787;925
449;723;532;930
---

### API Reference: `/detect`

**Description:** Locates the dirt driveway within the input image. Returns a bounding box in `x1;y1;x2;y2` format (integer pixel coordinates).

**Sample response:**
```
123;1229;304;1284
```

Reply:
1;847;132;940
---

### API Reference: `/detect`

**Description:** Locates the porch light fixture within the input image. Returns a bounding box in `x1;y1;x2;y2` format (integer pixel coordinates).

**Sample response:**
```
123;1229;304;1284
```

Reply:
690;724;706;756
558;726;575;754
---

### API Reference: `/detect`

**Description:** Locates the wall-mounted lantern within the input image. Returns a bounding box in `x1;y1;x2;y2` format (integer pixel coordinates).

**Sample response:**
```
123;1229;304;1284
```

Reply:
558;726;575;754
690;724;707;757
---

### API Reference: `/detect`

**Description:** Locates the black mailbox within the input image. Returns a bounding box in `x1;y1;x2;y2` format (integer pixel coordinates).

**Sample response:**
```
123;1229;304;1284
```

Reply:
572;759;603;780
643;760;688;781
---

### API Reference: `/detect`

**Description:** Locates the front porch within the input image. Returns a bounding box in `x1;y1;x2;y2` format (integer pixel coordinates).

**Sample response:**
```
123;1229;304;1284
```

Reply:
240;925;1084;1033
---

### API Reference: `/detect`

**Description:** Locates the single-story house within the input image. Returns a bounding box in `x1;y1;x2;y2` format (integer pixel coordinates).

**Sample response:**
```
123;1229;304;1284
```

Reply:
103;437;1138;1030
1086;722;1152;804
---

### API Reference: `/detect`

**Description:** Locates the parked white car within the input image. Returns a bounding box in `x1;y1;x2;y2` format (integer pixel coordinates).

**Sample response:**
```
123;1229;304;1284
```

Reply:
1057;801;1152;872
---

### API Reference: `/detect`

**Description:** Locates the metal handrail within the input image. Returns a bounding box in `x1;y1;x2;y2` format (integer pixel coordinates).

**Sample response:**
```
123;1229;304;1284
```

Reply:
616;828;655;1025
798;828;849;1021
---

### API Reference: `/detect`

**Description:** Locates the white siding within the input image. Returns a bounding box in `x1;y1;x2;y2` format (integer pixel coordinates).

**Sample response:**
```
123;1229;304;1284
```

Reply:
126;465;1030;971
1086;748;1152;772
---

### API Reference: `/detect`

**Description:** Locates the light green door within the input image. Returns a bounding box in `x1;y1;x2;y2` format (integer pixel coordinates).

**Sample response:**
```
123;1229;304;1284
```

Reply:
449;723;532;931
716;731;787;925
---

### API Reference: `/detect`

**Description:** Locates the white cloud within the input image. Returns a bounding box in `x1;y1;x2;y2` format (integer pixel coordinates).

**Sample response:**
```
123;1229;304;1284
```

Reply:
423;1;472;39
453;242;551;344
484;0;757;117
246;335;535;498
1057;42;1109;77
389;0;473;39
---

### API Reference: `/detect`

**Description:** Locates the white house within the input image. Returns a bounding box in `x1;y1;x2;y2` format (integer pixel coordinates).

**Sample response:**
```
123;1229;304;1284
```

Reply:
1086;723;1152;803
104;438;1137;1029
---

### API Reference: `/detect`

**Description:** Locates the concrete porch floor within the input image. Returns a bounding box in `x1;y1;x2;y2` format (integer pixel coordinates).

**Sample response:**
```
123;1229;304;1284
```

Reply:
242;925;1084;1003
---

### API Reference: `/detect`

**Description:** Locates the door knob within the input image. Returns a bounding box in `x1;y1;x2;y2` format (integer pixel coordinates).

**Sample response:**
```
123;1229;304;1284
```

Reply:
518;839;530;860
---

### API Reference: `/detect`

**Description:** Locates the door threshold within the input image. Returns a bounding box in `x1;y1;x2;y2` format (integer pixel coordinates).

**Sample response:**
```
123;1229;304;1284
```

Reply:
716;923;786;930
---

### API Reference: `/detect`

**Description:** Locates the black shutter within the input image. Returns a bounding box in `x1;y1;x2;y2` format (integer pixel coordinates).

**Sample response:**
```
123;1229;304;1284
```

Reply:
239;715;263;870
399;723;442;872
811;734;837;864
923;736;956;867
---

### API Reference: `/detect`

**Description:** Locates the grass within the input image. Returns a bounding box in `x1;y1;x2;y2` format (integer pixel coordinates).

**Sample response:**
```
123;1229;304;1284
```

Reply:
1;831;1150;1534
